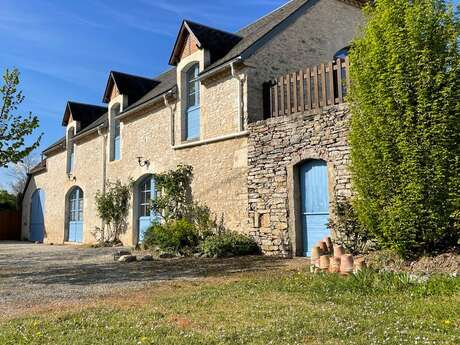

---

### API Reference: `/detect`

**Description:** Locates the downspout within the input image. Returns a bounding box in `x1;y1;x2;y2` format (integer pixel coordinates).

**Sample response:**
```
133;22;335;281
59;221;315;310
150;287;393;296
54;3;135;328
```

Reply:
230;59;245;131
97;125;107;231
163;89;177;146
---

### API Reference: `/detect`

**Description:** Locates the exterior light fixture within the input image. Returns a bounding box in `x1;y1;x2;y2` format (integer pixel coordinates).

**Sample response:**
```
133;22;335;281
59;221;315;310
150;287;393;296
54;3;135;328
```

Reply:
137;156;150;168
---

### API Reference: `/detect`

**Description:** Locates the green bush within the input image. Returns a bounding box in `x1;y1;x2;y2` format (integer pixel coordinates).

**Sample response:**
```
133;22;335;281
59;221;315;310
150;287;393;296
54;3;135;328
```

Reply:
328;199;372;255
0;190;16;211
143;219;199;254
349;0;460;257
200;232;260;258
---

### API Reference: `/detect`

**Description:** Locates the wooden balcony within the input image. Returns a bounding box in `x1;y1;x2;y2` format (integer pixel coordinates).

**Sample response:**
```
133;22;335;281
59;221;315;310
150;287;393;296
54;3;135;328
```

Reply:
263;57;350;118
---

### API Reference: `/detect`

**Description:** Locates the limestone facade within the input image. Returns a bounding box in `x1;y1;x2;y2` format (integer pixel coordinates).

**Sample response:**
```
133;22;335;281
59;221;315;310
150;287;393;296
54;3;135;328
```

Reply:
21;0;362;253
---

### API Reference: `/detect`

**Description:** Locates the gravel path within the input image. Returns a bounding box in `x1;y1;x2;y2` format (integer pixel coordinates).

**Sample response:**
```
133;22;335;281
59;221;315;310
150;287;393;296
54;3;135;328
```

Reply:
0;242;286;318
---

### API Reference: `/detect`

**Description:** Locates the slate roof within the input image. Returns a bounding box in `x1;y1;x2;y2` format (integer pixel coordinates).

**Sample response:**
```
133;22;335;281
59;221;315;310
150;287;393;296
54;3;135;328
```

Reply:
124;68;178;112
62;102;107;129
169;20;242;66
42;136;66;154
102;71;159;105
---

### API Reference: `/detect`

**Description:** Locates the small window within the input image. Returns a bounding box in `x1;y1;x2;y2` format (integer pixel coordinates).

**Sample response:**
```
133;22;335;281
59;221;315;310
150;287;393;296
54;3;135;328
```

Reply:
110;103;121;161
114;120;121;161
67;128;75;174
185;64;200;140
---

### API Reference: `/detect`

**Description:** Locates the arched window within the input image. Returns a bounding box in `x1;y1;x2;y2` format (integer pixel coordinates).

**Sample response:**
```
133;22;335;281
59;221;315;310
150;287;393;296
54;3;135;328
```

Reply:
68;187;84;243
67;128;75;173
334;46;350;60
111;103;121;161
185;63;200;140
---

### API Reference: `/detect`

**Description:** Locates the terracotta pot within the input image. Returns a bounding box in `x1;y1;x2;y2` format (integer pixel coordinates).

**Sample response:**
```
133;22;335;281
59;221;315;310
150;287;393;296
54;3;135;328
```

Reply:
323;236;333;253
340;254;354;274
311;246;322;267
333;244;345;258
319;255;330;270
317;240;328;254
329;257;341;273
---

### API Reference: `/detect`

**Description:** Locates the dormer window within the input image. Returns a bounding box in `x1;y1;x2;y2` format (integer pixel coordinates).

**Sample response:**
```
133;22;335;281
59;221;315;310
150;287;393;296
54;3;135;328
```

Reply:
185;63;200;140
110;103;121;161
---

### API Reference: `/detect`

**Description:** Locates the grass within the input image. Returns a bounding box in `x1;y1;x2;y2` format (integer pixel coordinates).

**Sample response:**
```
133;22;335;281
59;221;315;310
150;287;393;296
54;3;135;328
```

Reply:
0;269;459;345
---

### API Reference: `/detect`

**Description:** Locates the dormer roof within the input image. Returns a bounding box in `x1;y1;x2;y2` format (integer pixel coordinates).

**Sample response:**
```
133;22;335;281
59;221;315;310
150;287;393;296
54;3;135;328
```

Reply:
61;101;107;129
102;71;159;104
169;20;242;66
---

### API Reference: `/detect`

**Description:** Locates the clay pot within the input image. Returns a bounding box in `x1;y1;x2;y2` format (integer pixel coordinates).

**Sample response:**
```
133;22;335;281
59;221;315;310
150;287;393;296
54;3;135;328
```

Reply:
323;236;333;253
317;240;328;254
340;254;354;275
333;244;345;258
311;246;322;267
319;255;330;270
329;257;341;273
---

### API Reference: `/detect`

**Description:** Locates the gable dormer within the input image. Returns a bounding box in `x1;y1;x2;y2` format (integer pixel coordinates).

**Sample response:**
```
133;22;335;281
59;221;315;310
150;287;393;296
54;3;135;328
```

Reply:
169;20;242;67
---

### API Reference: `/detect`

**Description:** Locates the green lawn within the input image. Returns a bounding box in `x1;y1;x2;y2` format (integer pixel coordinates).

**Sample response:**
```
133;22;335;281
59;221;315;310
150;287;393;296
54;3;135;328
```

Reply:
1;269;459;345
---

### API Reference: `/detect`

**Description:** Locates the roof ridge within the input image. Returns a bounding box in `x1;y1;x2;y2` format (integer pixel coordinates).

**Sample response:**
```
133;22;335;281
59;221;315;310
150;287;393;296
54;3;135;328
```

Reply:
67;101;107;109
236;0;300;35
110;70;155;81
184;19;242;38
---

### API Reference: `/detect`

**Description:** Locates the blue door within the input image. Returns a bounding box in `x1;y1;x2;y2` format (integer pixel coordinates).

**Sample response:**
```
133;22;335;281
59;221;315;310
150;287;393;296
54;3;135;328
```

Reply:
300;160;330;256
30;189;45;242
68;187;84;243
138;176;157;243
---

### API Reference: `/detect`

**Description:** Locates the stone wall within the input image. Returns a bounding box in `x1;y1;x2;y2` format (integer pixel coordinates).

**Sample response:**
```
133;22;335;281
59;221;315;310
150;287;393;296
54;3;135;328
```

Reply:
247;104;352;257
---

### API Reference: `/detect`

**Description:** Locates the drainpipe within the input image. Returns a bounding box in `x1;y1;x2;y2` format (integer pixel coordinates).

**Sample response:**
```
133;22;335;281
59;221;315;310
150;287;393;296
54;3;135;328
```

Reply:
230;60;246;132
163;89;177;146
97;126;107;232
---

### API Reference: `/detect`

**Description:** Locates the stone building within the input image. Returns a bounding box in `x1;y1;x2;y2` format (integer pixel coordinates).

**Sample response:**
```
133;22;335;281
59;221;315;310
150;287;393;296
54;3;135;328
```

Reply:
22;0;364;256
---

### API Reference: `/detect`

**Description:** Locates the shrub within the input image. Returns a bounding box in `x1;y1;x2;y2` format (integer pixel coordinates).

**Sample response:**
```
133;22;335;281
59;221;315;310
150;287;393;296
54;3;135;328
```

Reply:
0;189;16;211
143;219;199;254
328;199;373;255
93;179;132;245
200;232;260;258
349;0;460;256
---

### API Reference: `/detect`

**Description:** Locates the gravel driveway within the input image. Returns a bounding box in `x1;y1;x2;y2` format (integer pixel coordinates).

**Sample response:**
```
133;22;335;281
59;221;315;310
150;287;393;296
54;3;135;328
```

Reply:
0;242;285;318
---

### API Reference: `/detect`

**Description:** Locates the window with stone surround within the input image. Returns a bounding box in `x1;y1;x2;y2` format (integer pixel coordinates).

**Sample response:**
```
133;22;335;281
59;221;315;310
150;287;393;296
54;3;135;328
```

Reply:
184;63;200;140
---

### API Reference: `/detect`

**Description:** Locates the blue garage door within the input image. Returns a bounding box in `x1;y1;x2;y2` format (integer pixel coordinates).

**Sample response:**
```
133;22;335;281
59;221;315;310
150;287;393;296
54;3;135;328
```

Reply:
300;160;330;256
30;189;45;242
138;176;157;243
68;187;84;243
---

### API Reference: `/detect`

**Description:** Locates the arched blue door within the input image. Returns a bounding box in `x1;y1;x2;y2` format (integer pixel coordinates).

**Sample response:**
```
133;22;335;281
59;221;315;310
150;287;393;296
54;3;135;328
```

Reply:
300;160;330;256
68;187;84;243
138;176;157;243
30;189;45;242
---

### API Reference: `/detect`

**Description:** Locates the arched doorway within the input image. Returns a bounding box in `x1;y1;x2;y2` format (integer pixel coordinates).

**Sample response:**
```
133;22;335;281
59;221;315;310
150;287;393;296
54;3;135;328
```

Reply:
137;175;157;243
30;189;45;242
67;187;84;243
299;160;330;256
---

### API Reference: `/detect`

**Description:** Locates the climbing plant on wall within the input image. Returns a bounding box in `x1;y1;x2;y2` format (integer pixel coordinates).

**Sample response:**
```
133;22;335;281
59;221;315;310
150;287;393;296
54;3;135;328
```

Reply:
349;0;460;256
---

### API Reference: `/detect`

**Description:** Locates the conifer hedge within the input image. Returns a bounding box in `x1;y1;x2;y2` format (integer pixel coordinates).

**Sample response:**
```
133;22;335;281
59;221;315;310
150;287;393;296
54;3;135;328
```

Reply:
349;0;460;256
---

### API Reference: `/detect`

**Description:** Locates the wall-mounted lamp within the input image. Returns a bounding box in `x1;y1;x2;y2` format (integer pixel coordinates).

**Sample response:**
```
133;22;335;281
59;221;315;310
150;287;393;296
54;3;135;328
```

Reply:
137;156;150;168
67;173;76;182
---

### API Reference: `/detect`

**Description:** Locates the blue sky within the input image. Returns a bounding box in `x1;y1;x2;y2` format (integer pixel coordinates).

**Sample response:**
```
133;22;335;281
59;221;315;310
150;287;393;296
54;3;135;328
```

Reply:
0;0;459;189
0;0;287;188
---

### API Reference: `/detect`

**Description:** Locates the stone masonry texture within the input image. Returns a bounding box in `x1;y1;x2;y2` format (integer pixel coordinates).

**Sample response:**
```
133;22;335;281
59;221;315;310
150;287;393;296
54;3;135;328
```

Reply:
247;105;352;257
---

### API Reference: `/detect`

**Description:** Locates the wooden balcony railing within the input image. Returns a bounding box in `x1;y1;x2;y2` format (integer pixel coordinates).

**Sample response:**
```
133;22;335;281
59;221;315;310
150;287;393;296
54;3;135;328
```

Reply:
263;57;350;118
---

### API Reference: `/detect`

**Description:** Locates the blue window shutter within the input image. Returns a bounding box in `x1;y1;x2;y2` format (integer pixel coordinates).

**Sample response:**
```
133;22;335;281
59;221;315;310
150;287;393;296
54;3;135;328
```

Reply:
114;136;120;160
186;107;200;140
